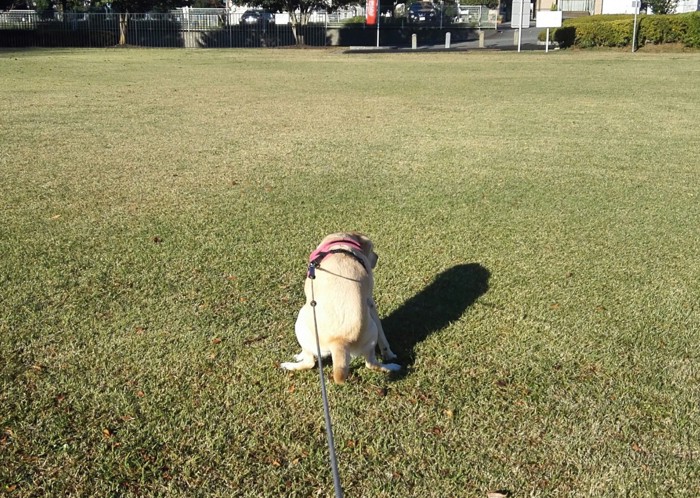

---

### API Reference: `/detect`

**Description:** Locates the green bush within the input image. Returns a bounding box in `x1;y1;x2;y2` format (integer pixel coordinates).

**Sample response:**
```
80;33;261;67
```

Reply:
553;26;576;47
681;11;700;47
638;12;700;47
537;15;634;44
341;16;367;24
538;12;700;49
575;18;634;47
639;14;685;44
561;14;633;24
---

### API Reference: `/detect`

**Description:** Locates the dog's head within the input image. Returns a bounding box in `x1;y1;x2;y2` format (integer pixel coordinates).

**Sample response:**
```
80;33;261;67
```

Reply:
319;232;378;269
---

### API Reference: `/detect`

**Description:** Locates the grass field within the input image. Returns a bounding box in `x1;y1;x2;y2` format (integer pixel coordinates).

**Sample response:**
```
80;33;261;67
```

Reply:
1;48;699;497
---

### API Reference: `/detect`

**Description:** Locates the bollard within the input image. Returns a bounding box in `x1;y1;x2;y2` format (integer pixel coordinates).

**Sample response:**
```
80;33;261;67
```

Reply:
514;29;519;45
412;33;417;49
478;30;485;48
445;32;451;49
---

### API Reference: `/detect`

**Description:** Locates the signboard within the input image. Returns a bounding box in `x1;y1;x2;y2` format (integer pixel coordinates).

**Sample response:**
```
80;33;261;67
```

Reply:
366;0;377;25
487;9;499;27
510;0;531;28
535;10;562;28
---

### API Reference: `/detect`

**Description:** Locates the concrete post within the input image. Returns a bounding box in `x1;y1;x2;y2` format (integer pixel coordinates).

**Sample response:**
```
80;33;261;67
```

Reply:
412;33;417;49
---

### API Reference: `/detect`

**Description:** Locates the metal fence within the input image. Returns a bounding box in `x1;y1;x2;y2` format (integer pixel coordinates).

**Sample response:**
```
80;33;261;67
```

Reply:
0;11;476;48
0;12;326;48
454;5;498;29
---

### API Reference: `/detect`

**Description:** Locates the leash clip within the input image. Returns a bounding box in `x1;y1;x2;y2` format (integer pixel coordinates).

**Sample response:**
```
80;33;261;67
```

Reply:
307;262;316;279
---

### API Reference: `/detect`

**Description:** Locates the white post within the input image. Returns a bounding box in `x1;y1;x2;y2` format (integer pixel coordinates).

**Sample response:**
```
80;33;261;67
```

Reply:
445;31;451;48
545;27;549;53
631;0;639;53
518;11;523;52
412;33;417;49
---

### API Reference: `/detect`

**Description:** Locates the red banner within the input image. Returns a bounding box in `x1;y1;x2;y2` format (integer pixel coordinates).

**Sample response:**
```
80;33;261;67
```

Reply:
366;0;377;25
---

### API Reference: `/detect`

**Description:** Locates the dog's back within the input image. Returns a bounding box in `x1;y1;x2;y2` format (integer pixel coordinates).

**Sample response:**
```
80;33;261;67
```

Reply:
282;232;399;384
305;252;373;382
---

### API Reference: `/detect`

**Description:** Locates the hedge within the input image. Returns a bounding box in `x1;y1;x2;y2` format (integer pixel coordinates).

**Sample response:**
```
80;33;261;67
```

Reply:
538;12;700;48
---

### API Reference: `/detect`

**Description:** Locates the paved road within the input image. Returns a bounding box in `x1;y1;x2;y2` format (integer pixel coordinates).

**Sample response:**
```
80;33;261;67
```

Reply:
465;27;546;50
431;26;552;51
348;26;555;53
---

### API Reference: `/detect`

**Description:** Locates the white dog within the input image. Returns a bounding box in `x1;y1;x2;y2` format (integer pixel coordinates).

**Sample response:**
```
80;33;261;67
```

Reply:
281;232;399;384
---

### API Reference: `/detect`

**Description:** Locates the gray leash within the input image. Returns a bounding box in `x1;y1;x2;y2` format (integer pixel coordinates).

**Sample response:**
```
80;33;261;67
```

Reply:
308;262;344;498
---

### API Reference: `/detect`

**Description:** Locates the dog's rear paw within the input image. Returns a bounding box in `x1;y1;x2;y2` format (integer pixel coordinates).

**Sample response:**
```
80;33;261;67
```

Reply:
383;363;401;372
382;351;398;361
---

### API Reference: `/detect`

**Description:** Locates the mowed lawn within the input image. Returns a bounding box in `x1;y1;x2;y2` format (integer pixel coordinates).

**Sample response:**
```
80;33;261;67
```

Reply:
1;48;699;497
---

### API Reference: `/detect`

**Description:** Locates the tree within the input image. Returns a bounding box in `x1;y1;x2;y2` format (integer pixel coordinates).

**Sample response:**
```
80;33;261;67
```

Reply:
95;0;186;45
644;0;677;14
246;0;355;45
0;0;31;9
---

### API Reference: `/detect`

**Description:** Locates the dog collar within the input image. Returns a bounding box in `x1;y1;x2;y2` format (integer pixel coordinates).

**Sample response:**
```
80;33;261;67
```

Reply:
308;239;367;278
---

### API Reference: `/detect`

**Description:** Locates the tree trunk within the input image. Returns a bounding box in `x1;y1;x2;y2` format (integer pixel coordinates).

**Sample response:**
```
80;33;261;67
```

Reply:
290;10;311;47
118;13;128;46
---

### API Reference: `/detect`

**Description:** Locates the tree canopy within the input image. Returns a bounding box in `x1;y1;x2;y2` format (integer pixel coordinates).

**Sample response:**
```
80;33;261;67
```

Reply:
247;0;356;24
0;0;30;9
644;0;678;14
101;0;188;13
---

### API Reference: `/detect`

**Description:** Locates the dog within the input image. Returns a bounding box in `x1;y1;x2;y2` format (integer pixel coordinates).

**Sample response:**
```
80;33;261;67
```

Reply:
281;232;399;384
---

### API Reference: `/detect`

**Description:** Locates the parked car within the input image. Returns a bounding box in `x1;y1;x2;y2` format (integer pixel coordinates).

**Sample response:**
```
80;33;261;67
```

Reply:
407;2;437;24
239;9;275;25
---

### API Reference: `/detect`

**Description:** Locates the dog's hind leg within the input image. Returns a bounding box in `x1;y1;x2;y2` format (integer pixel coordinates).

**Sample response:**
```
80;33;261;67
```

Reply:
369;298;397;361
362;346;401;374
280;350;316;372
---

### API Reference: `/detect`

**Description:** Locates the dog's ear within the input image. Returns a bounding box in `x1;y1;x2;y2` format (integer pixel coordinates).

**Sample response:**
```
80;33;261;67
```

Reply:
349;233;377;268
368;251;378;269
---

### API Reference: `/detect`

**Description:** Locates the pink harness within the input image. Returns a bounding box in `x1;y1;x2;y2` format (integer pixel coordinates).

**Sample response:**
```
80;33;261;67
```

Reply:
307;239;366;278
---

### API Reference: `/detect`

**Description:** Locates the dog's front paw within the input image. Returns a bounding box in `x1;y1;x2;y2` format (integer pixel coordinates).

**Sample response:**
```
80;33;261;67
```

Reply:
280;362;297;371
383;363;401;372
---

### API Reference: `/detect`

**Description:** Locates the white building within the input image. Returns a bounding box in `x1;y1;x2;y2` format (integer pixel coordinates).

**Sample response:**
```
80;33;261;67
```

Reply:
598;0;640;13
675;0;700;13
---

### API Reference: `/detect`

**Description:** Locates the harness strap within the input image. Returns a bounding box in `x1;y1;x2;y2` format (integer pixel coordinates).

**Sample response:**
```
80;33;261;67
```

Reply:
309;249;367;276
307;239;367;278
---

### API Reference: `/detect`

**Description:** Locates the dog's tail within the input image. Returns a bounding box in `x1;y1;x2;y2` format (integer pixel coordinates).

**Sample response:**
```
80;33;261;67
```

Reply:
330;345;350;384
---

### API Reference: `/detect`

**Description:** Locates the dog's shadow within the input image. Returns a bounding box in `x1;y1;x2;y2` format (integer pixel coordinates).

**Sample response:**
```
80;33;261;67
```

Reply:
382;263;490;377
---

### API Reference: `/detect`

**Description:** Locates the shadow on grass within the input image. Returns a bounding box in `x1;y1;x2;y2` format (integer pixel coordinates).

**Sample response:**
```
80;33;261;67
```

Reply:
383;263;490;378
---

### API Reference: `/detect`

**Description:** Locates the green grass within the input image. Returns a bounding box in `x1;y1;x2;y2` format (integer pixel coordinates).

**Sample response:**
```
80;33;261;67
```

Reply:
1;48;699;496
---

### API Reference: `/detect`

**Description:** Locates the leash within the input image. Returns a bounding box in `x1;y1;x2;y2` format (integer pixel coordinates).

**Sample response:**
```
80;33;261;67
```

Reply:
308;262;344;498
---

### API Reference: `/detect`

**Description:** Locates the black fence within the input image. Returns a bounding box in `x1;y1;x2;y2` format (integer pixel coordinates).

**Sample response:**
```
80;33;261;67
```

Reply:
0;14;321;48
0;12;475;48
